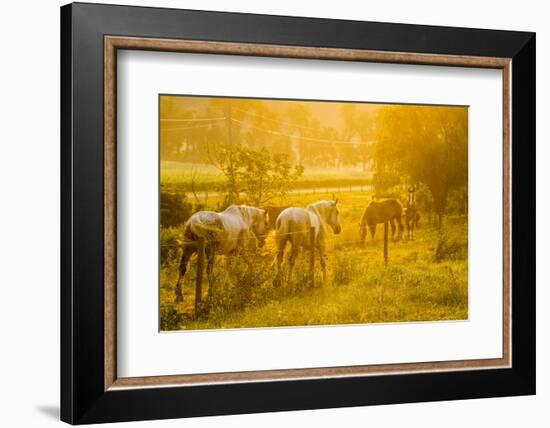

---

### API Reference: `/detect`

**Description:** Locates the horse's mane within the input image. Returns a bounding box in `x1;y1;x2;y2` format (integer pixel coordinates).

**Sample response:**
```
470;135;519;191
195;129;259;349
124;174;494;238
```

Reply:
307;200;334;216
307;200;337;233
224;205;264;226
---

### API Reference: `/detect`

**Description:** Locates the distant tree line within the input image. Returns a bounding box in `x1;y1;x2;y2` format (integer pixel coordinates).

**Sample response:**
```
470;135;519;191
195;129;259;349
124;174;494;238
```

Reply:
160;97;376;170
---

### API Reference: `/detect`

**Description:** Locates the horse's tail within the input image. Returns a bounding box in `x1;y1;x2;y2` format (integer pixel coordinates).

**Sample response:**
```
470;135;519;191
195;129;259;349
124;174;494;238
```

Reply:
270;215;291;268
189;217;223;242
275;216;289;245
275;215;285;235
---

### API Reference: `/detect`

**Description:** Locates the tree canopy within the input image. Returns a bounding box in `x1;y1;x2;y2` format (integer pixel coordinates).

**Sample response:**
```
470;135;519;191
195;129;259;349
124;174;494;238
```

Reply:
373;105;468;223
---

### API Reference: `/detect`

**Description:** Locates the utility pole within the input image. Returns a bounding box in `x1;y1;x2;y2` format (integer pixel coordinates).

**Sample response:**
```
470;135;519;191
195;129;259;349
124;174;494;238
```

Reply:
226;102;233;145
225;102;237;203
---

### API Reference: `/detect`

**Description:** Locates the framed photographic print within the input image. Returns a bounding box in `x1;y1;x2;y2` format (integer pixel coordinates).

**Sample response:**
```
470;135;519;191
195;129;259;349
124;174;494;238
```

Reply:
60;2;535;424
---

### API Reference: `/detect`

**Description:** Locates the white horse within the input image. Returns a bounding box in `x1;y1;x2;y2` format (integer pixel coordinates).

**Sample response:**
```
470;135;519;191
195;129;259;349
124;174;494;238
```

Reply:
174;205;268;302
275;200;342;284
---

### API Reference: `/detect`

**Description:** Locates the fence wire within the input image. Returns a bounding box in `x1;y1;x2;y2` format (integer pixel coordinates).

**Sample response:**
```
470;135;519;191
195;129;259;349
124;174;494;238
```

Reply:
160;226;402;248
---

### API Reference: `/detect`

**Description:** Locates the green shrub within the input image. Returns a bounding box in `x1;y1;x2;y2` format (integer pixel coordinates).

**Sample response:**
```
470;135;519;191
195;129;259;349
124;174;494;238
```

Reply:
434;231;467;262
160;191;192;228
446;186;468;215
160;305;183;330
332;251;360;285
160;227;183;267
373;171;400;195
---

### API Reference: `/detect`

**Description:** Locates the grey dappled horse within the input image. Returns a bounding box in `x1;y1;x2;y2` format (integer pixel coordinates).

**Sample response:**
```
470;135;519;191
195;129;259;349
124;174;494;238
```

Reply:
174;205;268;302
275;200;342;284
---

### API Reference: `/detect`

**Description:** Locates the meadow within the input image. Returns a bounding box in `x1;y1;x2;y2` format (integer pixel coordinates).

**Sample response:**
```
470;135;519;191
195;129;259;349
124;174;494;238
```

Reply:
161;161;374;196
159;185;468;331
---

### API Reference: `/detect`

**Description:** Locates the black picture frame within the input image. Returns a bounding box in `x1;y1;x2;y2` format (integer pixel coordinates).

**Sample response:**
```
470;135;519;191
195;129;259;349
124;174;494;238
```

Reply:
61;2;535;424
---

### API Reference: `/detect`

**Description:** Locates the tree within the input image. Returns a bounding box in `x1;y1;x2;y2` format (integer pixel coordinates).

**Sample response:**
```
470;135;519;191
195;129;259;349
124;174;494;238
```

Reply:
374;105;468;228
340;104;377;171
208;142;303;206
235;146;304;206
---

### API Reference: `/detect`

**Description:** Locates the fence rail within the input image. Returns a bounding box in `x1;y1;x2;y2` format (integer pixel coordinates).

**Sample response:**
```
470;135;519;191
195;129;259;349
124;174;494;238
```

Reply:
185;184;373;200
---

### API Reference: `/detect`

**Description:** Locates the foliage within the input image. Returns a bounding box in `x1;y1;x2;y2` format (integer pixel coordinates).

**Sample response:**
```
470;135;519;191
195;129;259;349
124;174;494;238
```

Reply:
413;182;434;212
160;226;183;267
373;105;468;226
160;305;184;331
340;103;377;171
445;186;468;215
372;170;400;194
160;191;192;228
237;146;304;205
206;142;303;206
332;250;362;285
434;223;468;262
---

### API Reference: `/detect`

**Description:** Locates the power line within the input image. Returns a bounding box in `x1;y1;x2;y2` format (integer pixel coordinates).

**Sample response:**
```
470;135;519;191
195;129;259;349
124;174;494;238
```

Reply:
231;107;321;133
159;114;370;146
230;118;366;146
161;124;214;132
161;117;226;122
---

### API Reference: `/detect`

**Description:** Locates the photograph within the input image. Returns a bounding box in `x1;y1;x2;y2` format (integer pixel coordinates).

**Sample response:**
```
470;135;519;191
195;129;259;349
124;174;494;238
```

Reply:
159;95;469;331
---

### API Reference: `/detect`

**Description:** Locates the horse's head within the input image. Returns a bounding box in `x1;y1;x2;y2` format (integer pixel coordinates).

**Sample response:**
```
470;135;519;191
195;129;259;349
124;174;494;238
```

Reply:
326;200;342;235
251;207;269;247
308;200;342;235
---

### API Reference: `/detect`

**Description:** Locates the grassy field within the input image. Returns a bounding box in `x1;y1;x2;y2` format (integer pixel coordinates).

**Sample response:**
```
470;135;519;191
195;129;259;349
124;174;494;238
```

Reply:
161;161;373;195
159;188;468;331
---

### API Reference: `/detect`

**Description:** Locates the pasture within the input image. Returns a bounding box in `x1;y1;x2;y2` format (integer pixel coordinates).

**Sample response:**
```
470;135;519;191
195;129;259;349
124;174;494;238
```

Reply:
159;187;468;331
161;161;373;196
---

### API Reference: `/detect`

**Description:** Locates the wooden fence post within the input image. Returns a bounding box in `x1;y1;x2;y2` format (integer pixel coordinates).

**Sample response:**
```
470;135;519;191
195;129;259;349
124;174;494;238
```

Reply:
309;226;315;287
195;238;205;314
384;221;389;266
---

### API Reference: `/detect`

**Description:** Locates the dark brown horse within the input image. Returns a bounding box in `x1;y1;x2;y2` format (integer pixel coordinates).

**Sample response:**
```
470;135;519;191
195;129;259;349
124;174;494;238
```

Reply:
262;205;289;230
359;199;404;242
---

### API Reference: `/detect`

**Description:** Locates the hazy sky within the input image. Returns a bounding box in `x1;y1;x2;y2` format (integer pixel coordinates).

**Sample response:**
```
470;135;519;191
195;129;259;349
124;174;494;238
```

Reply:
160;95;383;131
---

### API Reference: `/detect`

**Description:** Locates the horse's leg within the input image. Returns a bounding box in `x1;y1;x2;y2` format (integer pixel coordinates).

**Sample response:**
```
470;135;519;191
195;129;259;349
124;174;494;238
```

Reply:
317;241;327;283
274;237;286;287
369;224;376;240
390;219;396;241
175;245;194;303
205;245;216;298
287;243;300;283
